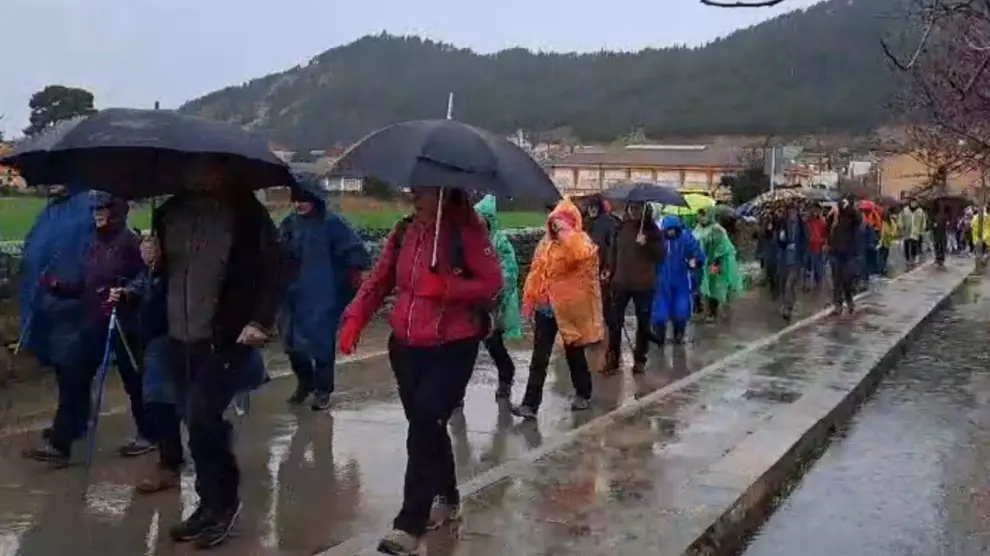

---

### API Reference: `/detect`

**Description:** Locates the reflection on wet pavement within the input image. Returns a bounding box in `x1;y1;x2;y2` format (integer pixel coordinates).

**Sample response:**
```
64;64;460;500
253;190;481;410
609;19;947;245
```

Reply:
743;273;990;556
0;258;913;555
380;261;963;556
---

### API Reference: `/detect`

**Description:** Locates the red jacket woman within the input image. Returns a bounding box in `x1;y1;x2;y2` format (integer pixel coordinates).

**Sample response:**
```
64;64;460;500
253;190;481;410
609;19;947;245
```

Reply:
337;187;502;555
339;190;502;348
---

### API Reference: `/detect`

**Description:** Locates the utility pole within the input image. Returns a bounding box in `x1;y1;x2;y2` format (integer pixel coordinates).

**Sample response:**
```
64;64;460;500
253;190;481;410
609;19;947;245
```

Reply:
768;145;776;192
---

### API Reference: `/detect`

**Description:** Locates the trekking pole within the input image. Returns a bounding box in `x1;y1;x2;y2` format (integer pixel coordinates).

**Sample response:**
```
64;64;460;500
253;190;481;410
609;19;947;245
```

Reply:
87;303;120;466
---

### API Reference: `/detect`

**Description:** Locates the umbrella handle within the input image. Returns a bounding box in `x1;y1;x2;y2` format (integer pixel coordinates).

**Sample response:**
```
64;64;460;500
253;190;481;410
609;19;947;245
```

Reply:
431;188;444;269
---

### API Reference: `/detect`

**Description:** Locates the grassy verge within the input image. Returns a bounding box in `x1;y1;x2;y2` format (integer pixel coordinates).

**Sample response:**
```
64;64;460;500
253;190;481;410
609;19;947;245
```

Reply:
0;196;546;241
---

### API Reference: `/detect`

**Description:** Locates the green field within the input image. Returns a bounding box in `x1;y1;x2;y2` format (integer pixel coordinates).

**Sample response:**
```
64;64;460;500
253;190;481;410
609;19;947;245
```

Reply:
0;196;546;241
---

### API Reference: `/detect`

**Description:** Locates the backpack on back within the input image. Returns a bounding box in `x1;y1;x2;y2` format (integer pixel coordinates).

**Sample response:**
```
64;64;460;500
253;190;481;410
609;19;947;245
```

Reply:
390;215;494;337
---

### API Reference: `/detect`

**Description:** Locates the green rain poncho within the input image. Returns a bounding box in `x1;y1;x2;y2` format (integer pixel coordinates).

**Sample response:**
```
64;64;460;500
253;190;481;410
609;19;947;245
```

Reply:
474;195;524;339
693;220;745;303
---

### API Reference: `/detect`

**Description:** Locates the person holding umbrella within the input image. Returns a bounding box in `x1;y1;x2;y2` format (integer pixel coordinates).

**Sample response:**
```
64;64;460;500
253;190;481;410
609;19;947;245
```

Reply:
337;187;503;556
603;201;664;373
140;164;284;549
279;171;370;411
22;191;150;467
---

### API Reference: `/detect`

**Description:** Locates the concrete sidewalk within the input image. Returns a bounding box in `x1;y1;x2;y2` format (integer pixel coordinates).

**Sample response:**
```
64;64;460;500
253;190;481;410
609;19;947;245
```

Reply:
327;259;970;556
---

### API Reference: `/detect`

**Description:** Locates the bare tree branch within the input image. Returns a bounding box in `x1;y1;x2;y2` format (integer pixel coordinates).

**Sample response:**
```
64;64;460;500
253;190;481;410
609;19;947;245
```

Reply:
700;0;787;6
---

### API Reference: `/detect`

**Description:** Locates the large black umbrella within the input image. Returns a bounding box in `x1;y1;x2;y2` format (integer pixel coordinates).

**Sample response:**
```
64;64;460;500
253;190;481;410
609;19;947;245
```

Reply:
602;180;689;207
1;108;293;199
330;119;560;201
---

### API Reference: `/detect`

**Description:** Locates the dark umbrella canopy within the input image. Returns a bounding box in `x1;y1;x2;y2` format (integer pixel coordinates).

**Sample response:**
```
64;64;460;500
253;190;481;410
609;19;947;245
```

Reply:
1;108;293;199
603;180;689;207
330;119;560;201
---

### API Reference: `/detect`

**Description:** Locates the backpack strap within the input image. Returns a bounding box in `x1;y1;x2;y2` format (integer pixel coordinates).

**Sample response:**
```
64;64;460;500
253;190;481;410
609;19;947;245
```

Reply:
391;215;415;275
449;225;469;277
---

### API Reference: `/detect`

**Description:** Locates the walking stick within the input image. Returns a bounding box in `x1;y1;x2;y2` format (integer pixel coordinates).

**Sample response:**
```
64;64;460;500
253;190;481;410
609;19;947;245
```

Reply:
87;304;120;466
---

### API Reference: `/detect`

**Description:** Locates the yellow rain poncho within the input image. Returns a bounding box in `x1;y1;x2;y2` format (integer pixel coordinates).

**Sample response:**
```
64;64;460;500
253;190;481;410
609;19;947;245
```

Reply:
973;212;990;246
522;199;604;347
652;193;715;229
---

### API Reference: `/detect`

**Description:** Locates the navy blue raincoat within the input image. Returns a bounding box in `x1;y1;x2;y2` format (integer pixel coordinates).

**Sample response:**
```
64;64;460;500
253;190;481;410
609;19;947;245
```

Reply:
278;175;370;364
19;189;95;367
653;215;705;327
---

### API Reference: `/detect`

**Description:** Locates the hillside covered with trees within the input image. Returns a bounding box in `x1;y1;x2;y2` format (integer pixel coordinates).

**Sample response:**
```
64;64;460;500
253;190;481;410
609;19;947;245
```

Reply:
180;0;907;149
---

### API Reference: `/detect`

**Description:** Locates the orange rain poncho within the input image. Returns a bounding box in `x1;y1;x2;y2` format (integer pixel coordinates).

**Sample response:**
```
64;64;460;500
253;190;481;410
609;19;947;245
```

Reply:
522;199;605;347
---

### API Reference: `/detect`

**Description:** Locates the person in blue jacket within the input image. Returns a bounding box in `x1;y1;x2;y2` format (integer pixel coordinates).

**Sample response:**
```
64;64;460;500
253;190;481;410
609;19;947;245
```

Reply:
279;172;371;411
652;215;705;345
19;185;94;369
19;186;94;445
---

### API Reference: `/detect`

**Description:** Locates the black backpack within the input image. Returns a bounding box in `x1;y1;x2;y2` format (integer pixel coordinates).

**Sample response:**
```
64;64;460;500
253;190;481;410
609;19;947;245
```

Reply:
391;215;494;337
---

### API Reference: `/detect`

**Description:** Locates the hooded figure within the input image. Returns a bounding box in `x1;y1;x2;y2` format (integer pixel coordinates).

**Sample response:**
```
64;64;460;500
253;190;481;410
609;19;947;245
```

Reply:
339;186;502;555
23;191;150;467
474;195;523;400
774;205;809;320
513;199;602;421
582;195;620;334
828;198;864;314
279;172;370;411
652;215;704;344
693;209;744;319
19;186;94;368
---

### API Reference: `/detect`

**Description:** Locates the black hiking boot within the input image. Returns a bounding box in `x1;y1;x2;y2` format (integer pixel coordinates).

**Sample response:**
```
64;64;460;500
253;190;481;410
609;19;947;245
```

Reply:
310;391;332;411
169;506;211;542
193;503;242;549
494;382;512;401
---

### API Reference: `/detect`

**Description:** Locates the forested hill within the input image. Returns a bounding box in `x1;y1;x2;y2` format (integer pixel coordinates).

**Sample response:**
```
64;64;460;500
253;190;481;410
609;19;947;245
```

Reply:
180;0;905;149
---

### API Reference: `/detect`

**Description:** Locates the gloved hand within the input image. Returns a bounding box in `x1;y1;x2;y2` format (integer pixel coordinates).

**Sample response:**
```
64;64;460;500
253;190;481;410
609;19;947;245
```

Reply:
417;272;448;298
38;274;59;292
522;301;534;321
338;318;362;355
348;269;364;290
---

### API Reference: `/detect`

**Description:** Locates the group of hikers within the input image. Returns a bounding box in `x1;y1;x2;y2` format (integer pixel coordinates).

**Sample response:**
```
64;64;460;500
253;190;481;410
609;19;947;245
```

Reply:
753;196;990;319
15;177;749;554
17;174;988;555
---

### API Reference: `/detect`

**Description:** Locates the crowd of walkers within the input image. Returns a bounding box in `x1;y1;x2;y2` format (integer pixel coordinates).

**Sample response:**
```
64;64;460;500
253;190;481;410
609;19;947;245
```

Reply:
753;196;990;320
17;177;987;555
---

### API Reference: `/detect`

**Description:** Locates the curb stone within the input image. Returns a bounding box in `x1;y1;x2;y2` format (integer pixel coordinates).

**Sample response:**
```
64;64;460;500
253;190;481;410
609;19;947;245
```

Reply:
317;259;940;556
683;260;973;556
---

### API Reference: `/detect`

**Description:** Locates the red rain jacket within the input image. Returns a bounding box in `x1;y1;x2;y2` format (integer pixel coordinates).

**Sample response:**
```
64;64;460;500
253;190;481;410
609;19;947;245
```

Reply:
342;207;503;347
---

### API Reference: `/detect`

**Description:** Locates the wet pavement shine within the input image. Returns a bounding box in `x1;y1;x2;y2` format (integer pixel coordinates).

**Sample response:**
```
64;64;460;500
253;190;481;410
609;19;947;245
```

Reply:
0;255;920;556
743;270;990;556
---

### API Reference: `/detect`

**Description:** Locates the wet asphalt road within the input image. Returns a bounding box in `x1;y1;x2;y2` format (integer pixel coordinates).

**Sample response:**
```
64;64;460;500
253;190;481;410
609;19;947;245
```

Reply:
0;254;911;555
743;270;990;556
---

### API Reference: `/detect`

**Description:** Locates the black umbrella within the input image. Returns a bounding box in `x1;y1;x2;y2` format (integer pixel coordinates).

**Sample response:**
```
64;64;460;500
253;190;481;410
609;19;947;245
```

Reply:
330;119;561;201
602;180;690;207
1;108;293;199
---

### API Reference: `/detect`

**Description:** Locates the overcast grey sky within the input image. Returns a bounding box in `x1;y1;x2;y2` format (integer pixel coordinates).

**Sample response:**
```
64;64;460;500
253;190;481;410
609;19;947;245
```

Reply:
0;0;821;136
